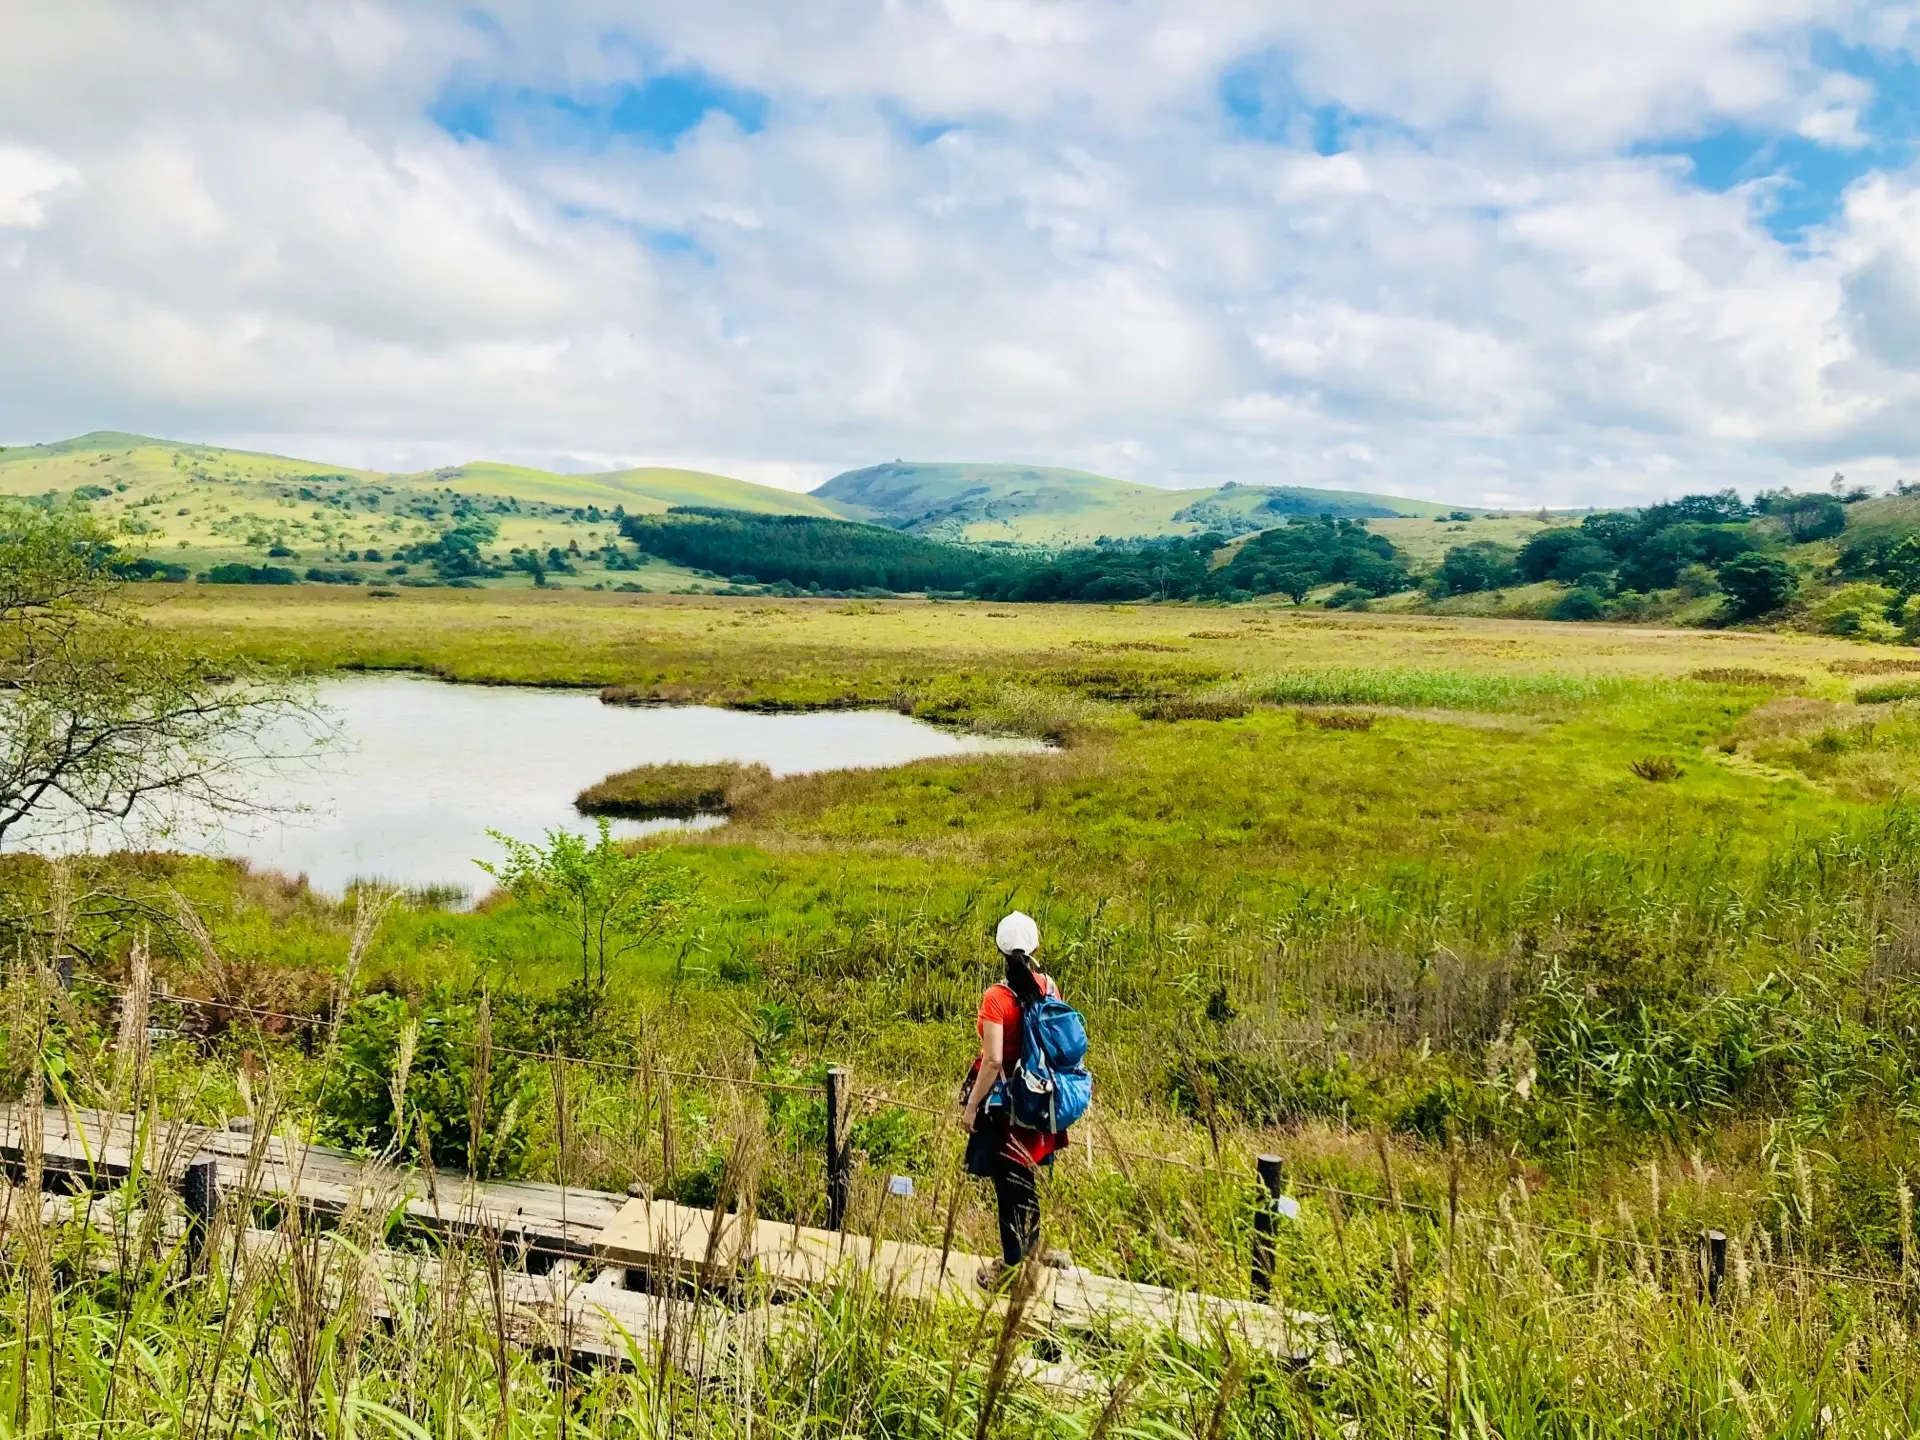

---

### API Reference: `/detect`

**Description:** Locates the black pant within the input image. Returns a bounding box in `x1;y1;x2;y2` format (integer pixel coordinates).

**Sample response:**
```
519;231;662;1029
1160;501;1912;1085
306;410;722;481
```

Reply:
991;1156;1040;1265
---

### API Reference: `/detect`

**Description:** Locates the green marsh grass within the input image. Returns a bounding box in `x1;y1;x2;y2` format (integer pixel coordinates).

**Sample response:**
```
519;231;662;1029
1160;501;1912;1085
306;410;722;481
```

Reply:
575;762;771;817
1240;666;1641;711
17;587;1920;1432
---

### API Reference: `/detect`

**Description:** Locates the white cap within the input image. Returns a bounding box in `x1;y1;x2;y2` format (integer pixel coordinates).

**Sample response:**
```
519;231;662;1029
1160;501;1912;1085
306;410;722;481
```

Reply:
995;911;1040;956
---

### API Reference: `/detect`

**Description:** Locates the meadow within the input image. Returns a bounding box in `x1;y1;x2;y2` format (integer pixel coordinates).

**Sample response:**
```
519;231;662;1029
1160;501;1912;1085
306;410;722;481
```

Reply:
11;585;1920;1436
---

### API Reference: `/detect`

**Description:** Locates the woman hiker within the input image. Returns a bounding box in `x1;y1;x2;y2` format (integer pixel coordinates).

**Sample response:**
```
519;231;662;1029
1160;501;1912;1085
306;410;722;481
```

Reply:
961;910;1069;1289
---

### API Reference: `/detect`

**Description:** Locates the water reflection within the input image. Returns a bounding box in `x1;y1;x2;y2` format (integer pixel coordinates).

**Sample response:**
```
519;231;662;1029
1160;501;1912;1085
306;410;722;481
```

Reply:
28;673;1042;899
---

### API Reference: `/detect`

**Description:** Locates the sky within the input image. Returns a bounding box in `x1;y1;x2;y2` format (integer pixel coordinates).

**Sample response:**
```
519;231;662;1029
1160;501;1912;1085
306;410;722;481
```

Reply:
3;3;1920;505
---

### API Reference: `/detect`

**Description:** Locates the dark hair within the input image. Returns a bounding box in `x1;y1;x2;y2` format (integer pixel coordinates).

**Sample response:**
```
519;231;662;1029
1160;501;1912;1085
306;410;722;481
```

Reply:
1003;948;1044;1008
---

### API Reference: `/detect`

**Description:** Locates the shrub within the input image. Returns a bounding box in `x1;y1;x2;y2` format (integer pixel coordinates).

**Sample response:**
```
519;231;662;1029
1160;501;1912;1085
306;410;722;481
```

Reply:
318;989;537;1178
1629;756;1682;782
1810;583;1902;642
120;557;189;583
202;563;297;585
1717;553;1797;618
1549;587;1607;621
477;819;697;992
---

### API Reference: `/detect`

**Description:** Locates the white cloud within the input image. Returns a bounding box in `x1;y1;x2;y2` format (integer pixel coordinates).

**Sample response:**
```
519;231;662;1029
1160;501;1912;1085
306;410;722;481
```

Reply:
0;145;77;228
0;0;1915;505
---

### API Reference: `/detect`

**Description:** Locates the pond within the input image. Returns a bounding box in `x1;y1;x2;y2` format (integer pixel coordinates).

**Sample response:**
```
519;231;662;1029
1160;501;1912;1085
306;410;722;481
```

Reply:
31;673;1042;899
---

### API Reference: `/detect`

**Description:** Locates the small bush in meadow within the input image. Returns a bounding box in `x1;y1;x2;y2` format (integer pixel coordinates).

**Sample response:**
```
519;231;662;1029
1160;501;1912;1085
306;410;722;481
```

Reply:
319;988;538;1178
1686;666;1801;688
1303;709;1375;731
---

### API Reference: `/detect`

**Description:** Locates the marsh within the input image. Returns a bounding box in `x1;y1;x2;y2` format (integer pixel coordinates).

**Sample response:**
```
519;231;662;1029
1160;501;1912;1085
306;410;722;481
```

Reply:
20;672;1041;896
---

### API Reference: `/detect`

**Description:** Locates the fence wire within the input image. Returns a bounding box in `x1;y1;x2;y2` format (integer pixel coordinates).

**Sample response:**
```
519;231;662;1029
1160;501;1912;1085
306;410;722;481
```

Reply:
49;975;1918;1296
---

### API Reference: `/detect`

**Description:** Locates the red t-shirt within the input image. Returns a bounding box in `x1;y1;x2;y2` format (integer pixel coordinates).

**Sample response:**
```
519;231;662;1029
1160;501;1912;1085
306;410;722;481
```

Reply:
974;974;1066;1166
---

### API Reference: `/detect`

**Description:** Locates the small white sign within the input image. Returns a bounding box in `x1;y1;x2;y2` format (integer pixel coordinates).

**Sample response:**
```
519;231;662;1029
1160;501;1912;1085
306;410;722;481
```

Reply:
1276;1195;1301;1221
888;1175;916;1198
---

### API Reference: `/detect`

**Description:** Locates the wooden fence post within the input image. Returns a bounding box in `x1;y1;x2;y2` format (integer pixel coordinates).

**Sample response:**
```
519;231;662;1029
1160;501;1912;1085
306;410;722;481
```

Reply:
1700;1228;1727;1303
1252;1153;1286;1300
181;1156;218;1274
825;1066;850;1232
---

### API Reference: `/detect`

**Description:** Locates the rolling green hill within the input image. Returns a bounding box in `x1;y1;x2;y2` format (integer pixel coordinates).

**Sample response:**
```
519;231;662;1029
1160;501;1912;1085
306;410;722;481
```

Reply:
816;460;1458;543
0;433;849;517
0;432;852;591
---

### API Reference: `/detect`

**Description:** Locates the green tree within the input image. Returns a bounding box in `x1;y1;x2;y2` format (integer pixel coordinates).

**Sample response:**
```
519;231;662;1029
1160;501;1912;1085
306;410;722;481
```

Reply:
1875;534;1920;596
1432;541;1518;596
0;499;304;848
1717;553;1798;620
1771;493;1847;542
477;819;696;991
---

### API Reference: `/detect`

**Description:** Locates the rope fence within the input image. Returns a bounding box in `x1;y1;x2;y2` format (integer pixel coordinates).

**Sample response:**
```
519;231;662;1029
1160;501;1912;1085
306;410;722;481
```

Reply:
37;974;1919;1298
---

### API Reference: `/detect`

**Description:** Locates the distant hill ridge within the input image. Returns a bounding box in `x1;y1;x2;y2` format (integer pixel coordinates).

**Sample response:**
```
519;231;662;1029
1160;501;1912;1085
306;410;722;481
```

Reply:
817;460;1453;543
0;432;853;520
1;434;1470;548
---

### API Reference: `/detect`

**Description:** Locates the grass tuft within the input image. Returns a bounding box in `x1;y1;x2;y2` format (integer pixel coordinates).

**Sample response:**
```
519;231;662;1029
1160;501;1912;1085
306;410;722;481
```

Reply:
576;761;770;817
1685;667;1802;688
1303;709;1376;731
1855;679;1920;704
1138;695;1254;722
1831;657;1920;676
1244;666;1631;711
969;684;1120;741
1629;755;1683;782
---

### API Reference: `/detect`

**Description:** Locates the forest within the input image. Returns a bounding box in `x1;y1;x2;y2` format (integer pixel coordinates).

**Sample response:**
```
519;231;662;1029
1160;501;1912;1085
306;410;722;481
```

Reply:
619;507;1016;592
624;508;1413;604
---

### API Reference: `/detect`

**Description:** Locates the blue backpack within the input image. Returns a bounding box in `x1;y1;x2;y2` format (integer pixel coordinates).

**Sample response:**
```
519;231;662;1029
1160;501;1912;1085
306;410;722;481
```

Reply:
1005;992;1093;1134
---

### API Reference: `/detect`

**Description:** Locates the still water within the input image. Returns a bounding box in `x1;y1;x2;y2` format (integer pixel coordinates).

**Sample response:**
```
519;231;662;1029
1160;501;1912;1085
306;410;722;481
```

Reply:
39;674;1040;898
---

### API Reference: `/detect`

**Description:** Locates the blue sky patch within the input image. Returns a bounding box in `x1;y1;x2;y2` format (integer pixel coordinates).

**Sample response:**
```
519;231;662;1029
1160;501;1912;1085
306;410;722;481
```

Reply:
1638;38;1919;241
432;70;768;150
1219;51;1412;156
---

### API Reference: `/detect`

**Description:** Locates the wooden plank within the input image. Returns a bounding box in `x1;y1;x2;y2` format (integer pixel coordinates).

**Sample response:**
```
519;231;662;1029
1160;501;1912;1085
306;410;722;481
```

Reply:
0;1105;622;1260
592;1197;755;1284
748;1217;1011;1305
8;1107;1334;1366
594;1197;1005;1303
1048;1269;1330;1361
4;1181;751;1376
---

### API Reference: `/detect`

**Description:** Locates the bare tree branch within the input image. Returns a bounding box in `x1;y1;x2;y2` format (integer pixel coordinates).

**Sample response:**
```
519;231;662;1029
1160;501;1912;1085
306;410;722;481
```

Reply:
0;499;314;852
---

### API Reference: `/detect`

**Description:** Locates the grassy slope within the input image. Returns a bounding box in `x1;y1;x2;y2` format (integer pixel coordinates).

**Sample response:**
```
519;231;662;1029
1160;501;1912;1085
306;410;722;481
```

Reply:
0;433;850;591
1367;512;1554;563
817;460;1460;544
397;459;855;517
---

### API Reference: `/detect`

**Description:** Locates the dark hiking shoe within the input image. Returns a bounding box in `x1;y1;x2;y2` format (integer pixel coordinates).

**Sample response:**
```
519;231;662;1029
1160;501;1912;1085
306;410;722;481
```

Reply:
976;1259;1017;1291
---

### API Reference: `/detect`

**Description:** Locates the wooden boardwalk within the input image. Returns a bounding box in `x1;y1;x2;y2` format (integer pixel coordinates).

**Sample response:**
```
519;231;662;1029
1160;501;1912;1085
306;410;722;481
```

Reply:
0;1103;1324;1364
